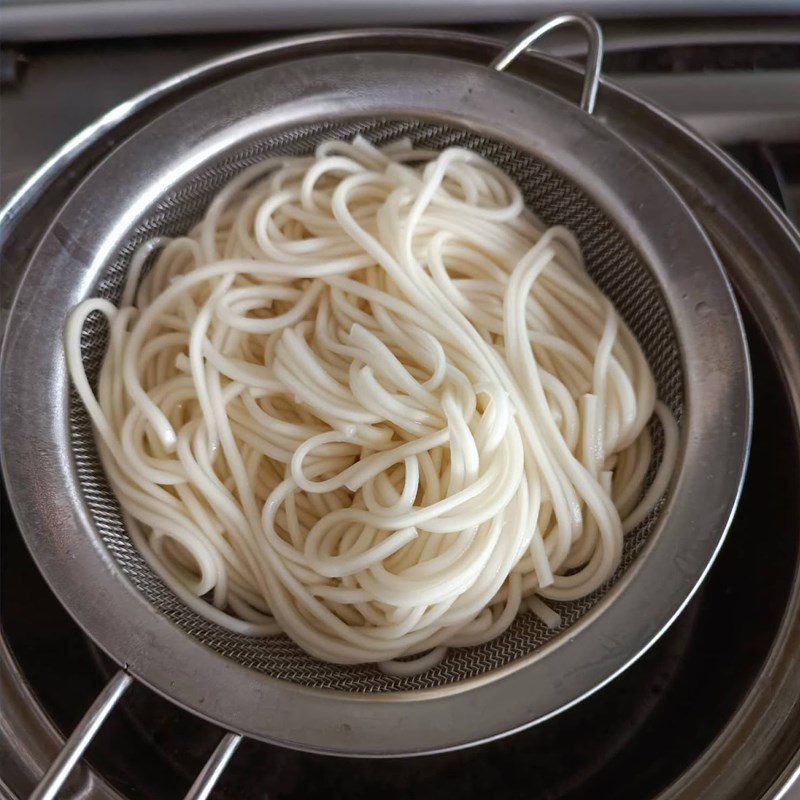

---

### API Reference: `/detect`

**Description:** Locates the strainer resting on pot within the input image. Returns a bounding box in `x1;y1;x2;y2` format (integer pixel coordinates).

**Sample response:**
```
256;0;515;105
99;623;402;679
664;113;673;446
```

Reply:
0;14;750;800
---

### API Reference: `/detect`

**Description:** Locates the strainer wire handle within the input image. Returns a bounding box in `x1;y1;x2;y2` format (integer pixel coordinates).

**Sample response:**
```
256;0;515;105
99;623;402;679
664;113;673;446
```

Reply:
490;13;603;114
28;669;133;800
183;731;243;800
27;666;243;800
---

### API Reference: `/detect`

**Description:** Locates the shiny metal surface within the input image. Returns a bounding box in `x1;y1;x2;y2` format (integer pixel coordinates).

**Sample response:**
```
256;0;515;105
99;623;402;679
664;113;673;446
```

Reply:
490;13;603;112
2;26;798;799
183;733;242;800
0;633;107;800
0;44;750;754
3;23;798;233
602;87;800;800
28;671;132;800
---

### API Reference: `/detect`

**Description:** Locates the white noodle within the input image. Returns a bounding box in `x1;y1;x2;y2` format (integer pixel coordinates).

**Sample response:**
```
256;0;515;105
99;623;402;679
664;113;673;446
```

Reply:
64;137;678;670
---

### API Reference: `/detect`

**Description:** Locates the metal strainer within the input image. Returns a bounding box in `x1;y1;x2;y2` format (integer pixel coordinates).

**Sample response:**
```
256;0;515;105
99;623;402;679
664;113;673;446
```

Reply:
0;14;750;800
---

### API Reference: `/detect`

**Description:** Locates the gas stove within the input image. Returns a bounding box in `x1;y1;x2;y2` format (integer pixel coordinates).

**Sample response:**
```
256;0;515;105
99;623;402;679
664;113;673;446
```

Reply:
1;15;799;800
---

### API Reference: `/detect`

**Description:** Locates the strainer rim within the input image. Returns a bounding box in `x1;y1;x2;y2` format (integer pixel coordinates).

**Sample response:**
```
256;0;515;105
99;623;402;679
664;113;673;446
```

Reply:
0;50;751;754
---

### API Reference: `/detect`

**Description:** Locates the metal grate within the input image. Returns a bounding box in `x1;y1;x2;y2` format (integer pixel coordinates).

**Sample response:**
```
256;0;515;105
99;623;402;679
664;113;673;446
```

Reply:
70;118;683;693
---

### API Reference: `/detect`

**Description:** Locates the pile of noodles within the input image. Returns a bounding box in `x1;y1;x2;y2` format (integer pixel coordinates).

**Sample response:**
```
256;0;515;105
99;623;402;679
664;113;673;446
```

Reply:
66;137;676;672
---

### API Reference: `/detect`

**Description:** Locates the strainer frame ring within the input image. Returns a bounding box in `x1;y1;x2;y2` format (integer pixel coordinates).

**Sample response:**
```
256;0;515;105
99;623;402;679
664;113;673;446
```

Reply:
0;51;750;755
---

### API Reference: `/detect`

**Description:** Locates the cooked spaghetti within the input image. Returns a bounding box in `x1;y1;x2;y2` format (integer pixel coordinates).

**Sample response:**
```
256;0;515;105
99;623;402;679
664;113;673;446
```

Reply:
65;137;677;671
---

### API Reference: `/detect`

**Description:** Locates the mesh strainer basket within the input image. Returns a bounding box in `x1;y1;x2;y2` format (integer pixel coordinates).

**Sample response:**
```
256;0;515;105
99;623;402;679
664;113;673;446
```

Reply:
0;14;750;799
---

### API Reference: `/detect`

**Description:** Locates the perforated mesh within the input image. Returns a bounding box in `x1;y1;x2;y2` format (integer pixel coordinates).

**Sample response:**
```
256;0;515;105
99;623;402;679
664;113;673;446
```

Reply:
70;119;683;692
